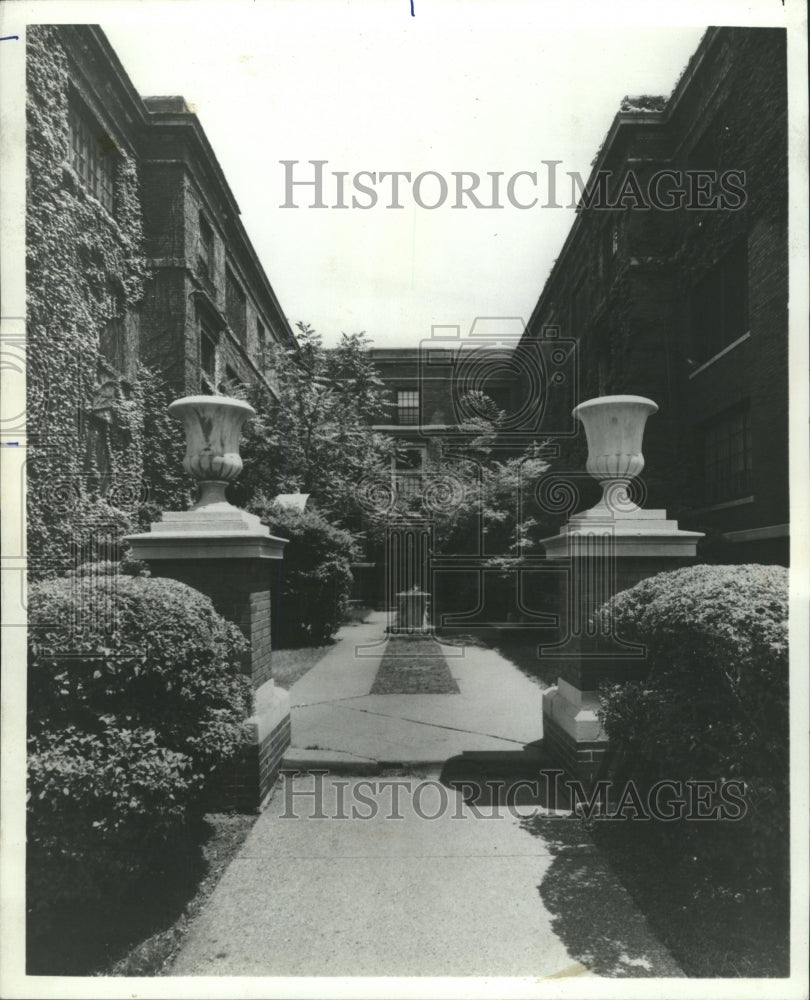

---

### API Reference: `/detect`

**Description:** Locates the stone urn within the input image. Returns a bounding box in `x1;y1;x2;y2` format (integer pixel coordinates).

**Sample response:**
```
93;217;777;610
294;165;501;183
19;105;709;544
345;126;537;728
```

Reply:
168;395;255;510
573;394;658;514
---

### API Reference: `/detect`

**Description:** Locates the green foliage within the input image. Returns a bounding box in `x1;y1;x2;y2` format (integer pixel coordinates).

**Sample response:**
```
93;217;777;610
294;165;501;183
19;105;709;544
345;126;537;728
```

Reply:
29;575;253;771
240;323;396;524
435;453;553;558
26;26;148;578
134;364;192;527
27;723;195;911
596;564;789;892
360;392;553;559
27;575;253;913
251;499;357;647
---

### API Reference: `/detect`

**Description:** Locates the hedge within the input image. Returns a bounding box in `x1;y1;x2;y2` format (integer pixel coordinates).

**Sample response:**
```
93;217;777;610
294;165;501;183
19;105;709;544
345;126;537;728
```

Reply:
27;574;253;914
596;563;789;892
250;499;357;647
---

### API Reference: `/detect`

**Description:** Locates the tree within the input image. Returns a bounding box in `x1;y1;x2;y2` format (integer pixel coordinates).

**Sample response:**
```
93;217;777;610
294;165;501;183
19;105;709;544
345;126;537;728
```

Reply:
239;323;396;526
353;391;554;622
369;390;554;558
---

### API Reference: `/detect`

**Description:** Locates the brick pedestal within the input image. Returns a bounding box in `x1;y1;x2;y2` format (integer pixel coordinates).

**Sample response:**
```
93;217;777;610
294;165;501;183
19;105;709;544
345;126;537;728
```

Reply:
125;505;290;811
539;506;702;784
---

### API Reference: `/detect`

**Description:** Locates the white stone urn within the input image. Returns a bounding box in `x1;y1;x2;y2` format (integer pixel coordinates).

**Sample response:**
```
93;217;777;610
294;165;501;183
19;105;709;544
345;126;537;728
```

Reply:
168;395;255;510
573;394;658;514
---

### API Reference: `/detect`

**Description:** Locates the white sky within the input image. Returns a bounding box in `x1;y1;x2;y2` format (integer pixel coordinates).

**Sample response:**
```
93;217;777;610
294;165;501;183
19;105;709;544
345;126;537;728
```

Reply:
4;1;793;347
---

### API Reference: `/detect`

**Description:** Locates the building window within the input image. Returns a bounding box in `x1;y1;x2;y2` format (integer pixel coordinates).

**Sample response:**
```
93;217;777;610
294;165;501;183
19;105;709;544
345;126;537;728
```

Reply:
598;224;619;283
701;402;752;504
99;314;125;373
256;318;267;370
69;102;116;213
198;213;214;283
570;275;589;338
691;238;749;364
225;266;247;345
219;364;243;394
396;390;420;425
393;447;425;500
602;223;619;262
200;322;218;390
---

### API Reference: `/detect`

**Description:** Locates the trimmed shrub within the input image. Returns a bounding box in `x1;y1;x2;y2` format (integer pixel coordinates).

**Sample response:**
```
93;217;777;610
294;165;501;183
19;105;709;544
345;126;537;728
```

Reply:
596;564;789;892
29;575;253;771
27;723;195;911
251;499;357;647
27;575;253;914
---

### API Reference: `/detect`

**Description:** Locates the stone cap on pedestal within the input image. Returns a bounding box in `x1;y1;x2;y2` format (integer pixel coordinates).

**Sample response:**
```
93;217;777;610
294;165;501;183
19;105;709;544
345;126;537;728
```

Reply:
124;505;287;562
541;508;703;560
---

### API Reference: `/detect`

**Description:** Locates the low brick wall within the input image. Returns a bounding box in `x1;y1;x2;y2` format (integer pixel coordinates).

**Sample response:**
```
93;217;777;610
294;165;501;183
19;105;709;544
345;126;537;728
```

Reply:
542;712;608;786
147;557;290;812
207;711;292;813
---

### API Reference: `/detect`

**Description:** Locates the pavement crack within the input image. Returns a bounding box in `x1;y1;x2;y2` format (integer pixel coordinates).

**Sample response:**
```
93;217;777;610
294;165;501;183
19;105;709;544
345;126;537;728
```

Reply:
334;703;529;745
291;694;378;709
286;744;375;760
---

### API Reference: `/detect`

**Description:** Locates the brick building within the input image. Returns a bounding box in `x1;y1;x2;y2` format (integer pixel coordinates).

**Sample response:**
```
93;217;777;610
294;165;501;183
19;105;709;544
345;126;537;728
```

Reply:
368;339;518;496
138;93;297;397
520;27;788;564
26;24;298;809
30;23;295;421
26;22;298;582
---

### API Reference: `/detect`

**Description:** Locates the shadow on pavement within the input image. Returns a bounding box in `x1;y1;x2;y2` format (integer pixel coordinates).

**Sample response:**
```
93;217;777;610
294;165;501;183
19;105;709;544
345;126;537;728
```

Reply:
439;746;683;978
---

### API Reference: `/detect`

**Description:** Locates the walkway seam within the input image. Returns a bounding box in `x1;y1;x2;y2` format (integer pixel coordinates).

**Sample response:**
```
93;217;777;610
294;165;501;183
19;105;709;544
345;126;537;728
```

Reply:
331;701;533;745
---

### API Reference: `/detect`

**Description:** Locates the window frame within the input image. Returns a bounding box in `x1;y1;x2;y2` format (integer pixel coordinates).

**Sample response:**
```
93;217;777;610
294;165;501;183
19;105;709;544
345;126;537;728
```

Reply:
256;317;267;369
690;237;749;365
200;320;219;391
225;264;248;346
198;213;214;283
700;401;752;505
396;389;420;426
68;100;117;215
392;445;426;502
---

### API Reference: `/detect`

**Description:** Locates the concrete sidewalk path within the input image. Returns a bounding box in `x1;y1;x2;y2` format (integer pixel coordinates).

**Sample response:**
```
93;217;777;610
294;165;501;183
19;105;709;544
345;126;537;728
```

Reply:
285;612;546;767
169;618;684;979
169;772;684;978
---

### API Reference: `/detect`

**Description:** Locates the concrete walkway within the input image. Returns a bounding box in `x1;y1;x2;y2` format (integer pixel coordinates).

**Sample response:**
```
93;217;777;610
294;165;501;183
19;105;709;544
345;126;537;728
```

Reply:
168;615;685;978
285;612;545;768
170;771;683;978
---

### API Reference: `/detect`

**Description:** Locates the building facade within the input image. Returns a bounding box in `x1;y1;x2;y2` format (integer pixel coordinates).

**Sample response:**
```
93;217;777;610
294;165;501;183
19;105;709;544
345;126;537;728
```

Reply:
26;24;297;574
520;27;788;564
138;94;297;397
27;23;296;467
368;340;518;497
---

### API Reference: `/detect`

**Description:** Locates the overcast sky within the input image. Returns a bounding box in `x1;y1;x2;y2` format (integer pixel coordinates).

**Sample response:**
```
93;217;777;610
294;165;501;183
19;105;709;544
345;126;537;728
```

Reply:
9;3;736;346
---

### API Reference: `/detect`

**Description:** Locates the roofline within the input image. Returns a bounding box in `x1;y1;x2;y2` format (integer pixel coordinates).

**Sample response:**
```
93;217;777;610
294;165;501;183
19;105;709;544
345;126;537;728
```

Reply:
77;25;153;128
522;27;718;342
143;111;298;347
68;26;297;351
523;113;666;338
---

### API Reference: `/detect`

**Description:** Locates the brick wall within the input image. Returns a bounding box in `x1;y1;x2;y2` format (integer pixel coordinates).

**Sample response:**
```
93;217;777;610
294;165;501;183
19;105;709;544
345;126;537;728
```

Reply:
207;713;291;813
147;559;273;690
521;28;788;564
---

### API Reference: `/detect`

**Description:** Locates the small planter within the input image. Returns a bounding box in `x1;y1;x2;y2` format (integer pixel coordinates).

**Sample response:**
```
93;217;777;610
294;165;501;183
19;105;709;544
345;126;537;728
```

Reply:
392;586;431;635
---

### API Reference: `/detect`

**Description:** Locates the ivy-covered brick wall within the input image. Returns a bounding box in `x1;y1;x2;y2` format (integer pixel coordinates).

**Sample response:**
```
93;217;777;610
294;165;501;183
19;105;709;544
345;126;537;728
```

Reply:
25;26;186;577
